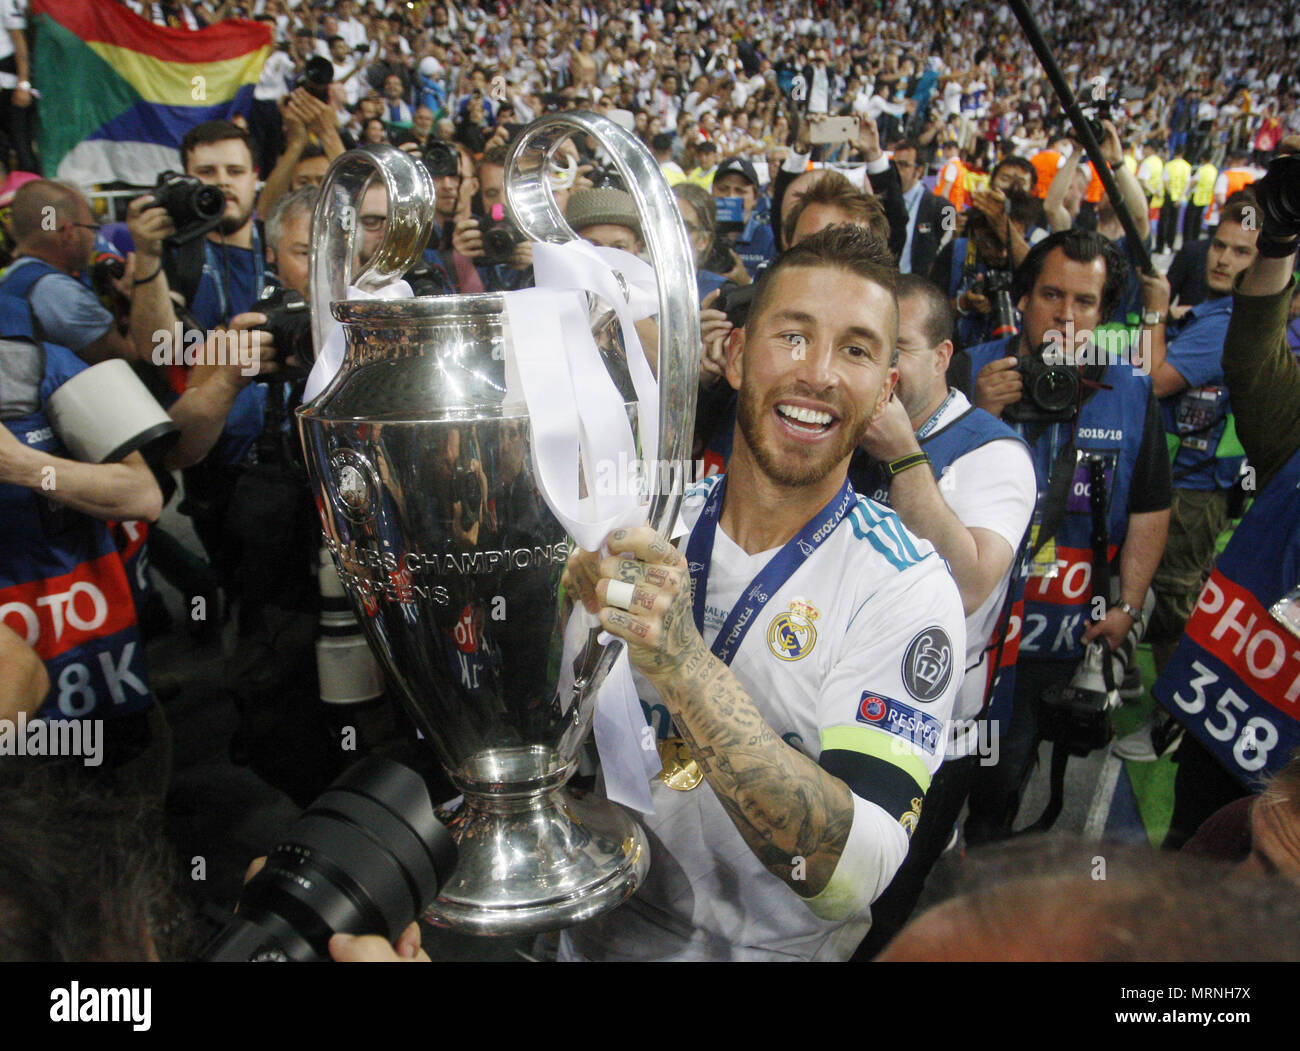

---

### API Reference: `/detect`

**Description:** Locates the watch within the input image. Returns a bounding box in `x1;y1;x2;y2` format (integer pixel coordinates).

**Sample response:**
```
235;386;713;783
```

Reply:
1115;600;1142;621
1141;309;1164;326
16;81;30;91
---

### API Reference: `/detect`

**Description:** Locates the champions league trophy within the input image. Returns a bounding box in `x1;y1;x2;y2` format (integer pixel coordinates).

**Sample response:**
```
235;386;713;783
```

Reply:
297;115;699;934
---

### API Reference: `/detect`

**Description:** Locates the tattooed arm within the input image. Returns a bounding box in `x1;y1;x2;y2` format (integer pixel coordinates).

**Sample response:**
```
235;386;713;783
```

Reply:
574;526;856;898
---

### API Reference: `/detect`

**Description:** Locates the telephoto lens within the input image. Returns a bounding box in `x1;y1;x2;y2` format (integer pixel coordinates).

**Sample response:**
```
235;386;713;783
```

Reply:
199;757;457;961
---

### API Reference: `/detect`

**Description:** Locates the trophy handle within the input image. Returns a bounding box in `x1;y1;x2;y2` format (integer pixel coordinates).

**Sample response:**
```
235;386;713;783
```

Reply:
308;143;437;356
503;113;700;538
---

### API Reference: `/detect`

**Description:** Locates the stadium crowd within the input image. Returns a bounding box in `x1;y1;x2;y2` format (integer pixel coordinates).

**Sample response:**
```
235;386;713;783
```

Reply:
0;0;1299;964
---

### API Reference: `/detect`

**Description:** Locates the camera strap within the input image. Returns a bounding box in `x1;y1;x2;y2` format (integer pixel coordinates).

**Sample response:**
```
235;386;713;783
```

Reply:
164;235;206;312
1027;430;1077;562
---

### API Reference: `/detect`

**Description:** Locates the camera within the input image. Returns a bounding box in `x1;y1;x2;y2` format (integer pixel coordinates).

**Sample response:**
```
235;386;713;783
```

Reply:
1078;90;1116;146
199;757;457;961
423;140;460;178
715;281;756;328
1039;640;1120;755
1252;153;1300;242
250;285;313;375
586;163;627;193
476;202;525;266
302;55;335;103
979;268;1018;341
403;258;451;297
151;171;225;245
1003;343;1079;425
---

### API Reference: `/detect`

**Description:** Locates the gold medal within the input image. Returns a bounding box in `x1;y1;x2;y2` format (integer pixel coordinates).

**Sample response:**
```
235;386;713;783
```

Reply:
656;737;704;791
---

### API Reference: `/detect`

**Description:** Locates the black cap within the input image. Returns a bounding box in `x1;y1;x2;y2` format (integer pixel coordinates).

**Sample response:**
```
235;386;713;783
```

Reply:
651;132;675;152
713;156;758;187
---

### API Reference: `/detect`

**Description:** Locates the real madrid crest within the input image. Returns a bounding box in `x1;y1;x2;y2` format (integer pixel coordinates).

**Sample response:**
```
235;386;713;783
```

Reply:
767;597;819;661
328;448;380;524
899;797;923;836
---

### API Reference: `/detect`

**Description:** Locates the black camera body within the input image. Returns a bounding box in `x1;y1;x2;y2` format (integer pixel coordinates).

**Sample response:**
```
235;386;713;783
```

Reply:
251;285;312;376
476;203;525;266
1004;345;1079;425
151;171;225;245
1253;153;1300;242
403;258;452;297
1078;93;1116;147
423;140;460;178
715;281;756;328
301;55;334;103
1040;640;1121;756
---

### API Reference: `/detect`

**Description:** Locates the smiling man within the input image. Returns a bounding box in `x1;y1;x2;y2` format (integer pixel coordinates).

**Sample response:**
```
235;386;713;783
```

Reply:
559;225;965;960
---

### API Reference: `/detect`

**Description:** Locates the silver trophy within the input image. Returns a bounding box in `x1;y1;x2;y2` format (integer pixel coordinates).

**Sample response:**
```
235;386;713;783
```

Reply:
297;115;699;935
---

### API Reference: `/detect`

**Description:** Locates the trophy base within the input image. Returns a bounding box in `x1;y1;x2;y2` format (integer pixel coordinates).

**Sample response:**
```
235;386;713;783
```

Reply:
424;782;650;937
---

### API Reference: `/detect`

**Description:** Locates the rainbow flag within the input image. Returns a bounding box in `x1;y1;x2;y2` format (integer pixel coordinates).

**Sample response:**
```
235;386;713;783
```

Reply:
32;0;271;187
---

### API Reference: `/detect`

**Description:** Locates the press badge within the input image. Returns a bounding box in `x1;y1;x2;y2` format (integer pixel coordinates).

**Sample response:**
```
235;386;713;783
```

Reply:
1270;583;1300;641
1023;508;1060;579
1174;386;1226;452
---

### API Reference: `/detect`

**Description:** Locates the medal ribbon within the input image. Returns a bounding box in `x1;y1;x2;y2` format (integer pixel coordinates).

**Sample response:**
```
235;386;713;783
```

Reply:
686;475;856;666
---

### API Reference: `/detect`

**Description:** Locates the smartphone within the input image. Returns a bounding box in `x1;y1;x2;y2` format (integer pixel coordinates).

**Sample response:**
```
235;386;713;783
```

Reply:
808;116;859;145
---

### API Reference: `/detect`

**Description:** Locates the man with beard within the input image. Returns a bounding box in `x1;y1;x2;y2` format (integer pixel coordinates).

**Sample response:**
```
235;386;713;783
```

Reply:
558;225;965;960
177;121;267;333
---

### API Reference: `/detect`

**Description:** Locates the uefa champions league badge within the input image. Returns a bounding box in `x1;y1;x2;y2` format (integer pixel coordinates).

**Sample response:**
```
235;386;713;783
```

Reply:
328;449;380;524
767;598;820;661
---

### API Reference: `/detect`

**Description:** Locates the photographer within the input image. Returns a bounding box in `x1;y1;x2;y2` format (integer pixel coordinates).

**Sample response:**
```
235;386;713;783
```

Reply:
0;290;168;797
1153;157;1300;847
0;180;177;367
964;230;1172;843
187;185;336;804
423;141;486;295
929;196;1034;352
449;145;534;293
256;87;345;219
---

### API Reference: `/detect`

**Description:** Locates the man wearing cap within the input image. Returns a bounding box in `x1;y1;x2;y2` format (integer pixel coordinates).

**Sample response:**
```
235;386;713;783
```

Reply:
713;156;776;278
686;141;719;189
566;187;645;257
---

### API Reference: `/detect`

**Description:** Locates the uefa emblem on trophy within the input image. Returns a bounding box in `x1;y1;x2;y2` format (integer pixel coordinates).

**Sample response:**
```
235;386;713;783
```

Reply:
297;115;699;934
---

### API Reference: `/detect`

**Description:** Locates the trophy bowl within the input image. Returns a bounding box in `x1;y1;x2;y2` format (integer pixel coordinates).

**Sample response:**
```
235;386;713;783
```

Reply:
297;116;699;934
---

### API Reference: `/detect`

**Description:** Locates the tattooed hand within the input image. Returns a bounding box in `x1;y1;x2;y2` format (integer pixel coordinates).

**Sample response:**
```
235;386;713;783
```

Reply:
560;545;603;615
594;526;711;684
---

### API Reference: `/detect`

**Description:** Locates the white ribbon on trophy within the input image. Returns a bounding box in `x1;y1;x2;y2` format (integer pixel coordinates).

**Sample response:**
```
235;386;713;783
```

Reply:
504;240;668;814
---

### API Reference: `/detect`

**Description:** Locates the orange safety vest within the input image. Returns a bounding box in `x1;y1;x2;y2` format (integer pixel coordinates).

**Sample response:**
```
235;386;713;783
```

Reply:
1222;167;1256;201
1084;160;1105;204
935;157;969;210
1030;150;1060;198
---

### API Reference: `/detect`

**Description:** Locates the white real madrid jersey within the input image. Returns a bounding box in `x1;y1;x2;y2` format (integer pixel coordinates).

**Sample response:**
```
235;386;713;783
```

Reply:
565;475;966;961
